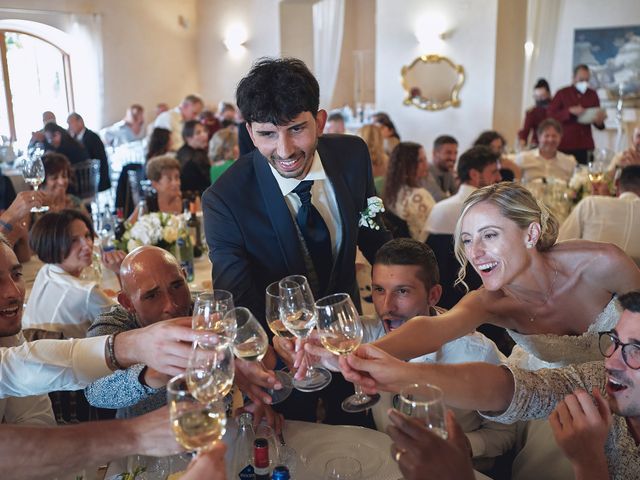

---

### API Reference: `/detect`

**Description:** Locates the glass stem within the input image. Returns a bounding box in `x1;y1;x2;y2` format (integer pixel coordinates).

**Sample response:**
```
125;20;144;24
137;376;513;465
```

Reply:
354;383;369;402
303;350;316;379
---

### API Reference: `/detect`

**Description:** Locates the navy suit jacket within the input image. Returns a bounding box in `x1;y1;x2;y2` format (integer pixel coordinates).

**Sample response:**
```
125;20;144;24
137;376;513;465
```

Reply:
202;134;390;324
81;129;111;191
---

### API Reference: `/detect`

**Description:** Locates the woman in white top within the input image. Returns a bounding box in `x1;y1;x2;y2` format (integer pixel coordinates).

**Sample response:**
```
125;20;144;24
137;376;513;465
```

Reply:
383;142;435;242
23;210;123;338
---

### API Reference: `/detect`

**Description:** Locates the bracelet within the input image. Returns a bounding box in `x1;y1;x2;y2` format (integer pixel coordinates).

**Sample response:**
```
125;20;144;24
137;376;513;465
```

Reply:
106;333;125;371
0;219;13;232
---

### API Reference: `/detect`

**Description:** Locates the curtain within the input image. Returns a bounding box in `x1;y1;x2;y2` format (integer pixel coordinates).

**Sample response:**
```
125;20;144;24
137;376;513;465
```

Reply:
313;0;345;110
521;0;563;116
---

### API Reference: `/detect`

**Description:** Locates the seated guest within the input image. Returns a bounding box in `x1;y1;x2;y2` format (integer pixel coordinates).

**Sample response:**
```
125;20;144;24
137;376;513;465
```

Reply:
100;104;146;146
425;146;501;311
41;152;87;214
559;165;640;265
341;289;640;480
153;94;204;150
358;124;388;195
176;120;211;196
515;118;577;184
146;127;172;161
518;78;551;148
28;110;57;150
421;135;459;201
326;111;346;134
208;127;239;184
373;112;401;157
383;142;435;242
0;174;29;263
199;109;221;140
610;124;640;171
474;130;521;181
43;122;89;166
145;156;182;214
0;190;47;263
217;101;238;128
67;112;111;192
23;210;121;338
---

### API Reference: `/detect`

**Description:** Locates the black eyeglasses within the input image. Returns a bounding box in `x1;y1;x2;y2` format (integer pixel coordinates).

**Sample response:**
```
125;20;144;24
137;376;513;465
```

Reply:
598;331;640;370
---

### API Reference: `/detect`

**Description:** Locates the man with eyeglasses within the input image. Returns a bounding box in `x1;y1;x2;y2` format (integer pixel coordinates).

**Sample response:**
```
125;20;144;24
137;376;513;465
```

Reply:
339;290;640;480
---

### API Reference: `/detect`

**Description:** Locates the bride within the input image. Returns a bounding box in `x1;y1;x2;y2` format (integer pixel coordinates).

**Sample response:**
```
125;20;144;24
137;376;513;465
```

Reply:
373;182;640;365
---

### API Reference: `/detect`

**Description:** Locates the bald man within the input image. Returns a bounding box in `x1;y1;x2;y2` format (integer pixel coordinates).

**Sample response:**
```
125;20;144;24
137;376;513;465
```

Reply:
85;246;280;420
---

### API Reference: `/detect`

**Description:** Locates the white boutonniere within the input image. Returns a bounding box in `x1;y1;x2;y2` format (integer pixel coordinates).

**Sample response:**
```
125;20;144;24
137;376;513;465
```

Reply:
359;196;385;230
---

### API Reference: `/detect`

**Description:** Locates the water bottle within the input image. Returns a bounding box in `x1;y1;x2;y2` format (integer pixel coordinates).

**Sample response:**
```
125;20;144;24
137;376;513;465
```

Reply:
231;413;255;479
100;205;116;252
272;465;290;480
174;214;194;282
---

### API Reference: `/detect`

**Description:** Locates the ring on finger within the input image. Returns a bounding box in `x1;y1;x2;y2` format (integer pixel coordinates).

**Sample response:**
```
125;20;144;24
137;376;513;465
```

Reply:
394;448;406;462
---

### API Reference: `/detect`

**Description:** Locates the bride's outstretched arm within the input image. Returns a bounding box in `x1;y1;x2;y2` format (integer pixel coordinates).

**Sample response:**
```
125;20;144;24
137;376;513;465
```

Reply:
372;290;492;360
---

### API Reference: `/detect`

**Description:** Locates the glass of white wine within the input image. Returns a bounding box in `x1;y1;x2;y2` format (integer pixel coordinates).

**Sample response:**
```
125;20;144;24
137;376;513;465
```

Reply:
186;333;235;404
279;275;332;392
192;290;236;343
167;373;227;452
266;281;294;339
20;148;48;212
315;293;379;412
588;160;605;185
397;383;447;440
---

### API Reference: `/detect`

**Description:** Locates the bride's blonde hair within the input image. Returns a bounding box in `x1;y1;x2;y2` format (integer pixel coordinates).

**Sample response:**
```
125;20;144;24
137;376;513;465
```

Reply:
453;182;559;290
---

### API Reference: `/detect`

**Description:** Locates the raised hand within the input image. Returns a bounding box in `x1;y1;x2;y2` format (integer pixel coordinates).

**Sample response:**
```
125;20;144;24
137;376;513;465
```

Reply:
234;357;280;405
235;401;285;435
549;388;612;479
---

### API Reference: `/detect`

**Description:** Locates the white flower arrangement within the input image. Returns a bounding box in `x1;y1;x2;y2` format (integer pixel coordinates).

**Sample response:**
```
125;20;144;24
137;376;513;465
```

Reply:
358;196;385;230
117;212;183;253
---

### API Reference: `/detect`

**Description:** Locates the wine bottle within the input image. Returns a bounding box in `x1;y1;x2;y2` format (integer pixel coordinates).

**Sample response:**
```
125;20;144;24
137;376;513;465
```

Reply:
173;214;194;282
187;201;203;258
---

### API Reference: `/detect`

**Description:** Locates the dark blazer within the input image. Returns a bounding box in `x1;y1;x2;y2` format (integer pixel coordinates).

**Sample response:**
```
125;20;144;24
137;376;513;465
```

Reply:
80;129;111;191
202;134;391;324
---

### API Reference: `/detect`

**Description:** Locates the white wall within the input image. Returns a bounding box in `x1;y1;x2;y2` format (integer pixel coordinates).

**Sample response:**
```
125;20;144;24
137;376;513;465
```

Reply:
375;0;498;152
196;0;280;108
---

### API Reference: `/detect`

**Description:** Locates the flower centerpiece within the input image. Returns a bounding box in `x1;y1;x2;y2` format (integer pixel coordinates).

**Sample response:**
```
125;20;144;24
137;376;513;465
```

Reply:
116;212;182;253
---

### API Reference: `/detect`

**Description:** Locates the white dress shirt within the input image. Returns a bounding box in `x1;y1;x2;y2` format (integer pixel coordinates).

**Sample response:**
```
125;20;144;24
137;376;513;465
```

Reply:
0;335;110;398
0;334;56;424
559;191;640;264
361;316;515;462
269;151;342;257
152;107;184;151
22;264;115;339
515;149;577;183
425;183;477;235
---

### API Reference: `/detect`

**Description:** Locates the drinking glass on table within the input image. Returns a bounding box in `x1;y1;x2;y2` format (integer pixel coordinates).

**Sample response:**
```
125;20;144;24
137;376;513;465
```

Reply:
20;148;48;212
279;275;332;392
324;457;363;480
167;373;227;452
315;293;379;412
397;383;447;439
186;333;235;404
192;290;236;342
228;306;293;404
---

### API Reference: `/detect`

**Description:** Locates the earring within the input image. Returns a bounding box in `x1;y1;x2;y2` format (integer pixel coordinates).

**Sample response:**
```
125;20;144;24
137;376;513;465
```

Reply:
526;241;534;248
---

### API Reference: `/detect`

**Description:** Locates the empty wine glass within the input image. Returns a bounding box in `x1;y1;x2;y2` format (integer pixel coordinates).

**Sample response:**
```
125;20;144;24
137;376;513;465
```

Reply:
315;293;379;412
397;383;447;439
186;333;235;404
167;373;227;452
279;275;332;392
192;290;236;343
229;307;269;362
324;457;363;480
20;148;48;212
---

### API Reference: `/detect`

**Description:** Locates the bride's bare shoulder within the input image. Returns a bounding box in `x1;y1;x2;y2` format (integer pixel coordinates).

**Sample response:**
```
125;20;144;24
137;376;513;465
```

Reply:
552;240;638;275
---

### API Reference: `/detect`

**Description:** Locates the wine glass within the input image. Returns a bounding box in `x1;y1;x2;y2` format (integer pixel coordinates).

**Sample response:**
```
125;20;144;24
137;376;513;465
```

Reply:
397;383;447;439
186;333;235;404
324;457;363;480
278;275;332;392
167;373;227;452
228;305;293;405
230;307;269;362
192;290;236;343
266;281;295;340
588;160;605;185
315;293;379;412
20;148;48;212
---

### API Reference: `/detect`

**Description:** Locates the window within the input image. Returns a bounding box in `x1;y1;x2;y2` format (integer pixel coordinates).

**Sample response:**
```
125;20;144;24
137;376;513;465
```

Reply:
0;30;74;144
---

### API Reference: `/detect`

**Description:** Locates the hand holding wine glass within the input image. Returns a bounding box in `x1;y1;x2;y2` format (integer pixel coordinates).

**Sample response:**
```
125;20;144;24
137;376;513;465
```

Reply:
186;333;235;404
192;290;236;342
315;293;379;412
20;148;48;212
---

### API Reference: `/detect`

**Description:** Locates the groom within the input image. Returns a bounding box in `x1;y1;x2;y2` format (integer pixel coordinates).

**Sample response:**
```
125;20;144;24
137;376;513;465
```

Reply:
202;57;390;424
202;57;389;324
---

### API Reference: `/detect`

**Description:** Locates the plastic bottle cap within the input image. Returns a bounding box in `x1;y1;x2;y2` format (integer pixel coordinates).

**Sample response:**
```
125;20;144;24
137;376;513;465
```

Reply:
253;438;269;468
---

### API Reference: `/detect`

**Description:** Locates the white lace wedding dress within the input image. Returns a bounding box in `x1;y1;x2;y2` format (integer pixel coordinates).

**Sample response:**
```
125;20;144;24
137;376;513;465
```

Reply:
505;297;622;480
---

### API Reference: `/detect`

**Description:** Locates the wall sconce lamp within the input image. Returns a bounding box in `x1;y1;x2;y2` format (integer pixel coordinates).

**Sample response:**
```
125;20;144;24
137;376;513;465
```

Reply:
415;13;454;49
224;23;248;56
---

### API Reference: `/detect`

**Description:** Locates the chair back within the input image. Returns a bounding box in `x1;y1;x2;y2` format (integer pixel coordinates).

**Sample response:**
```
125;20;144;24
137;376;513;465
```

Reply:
71;159;100;201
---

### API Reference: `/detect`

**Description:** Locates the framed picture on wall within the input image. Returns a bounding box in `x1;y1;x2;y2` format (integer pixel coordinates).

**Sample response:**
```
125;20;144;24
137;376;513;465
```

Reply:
573;25;640;104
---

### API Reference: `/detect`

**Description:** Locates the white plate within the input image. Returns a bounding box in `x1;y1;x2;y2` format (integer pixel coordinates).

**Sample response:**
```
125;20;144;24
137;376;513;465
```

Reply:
577;107;604;124
289;424;400;480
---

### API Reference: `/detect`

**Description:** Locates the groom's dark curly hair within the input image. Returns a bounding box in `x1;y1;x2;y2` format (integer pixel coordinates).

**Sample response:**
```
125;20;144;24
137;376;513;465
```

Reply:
619;291;640;314
236;57;319;126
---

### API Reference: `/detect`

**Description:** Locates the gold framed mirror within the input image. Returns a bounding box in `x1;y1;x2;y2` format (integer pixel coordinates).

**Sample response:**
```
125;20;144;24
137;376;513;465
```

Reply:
401;55;465;111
